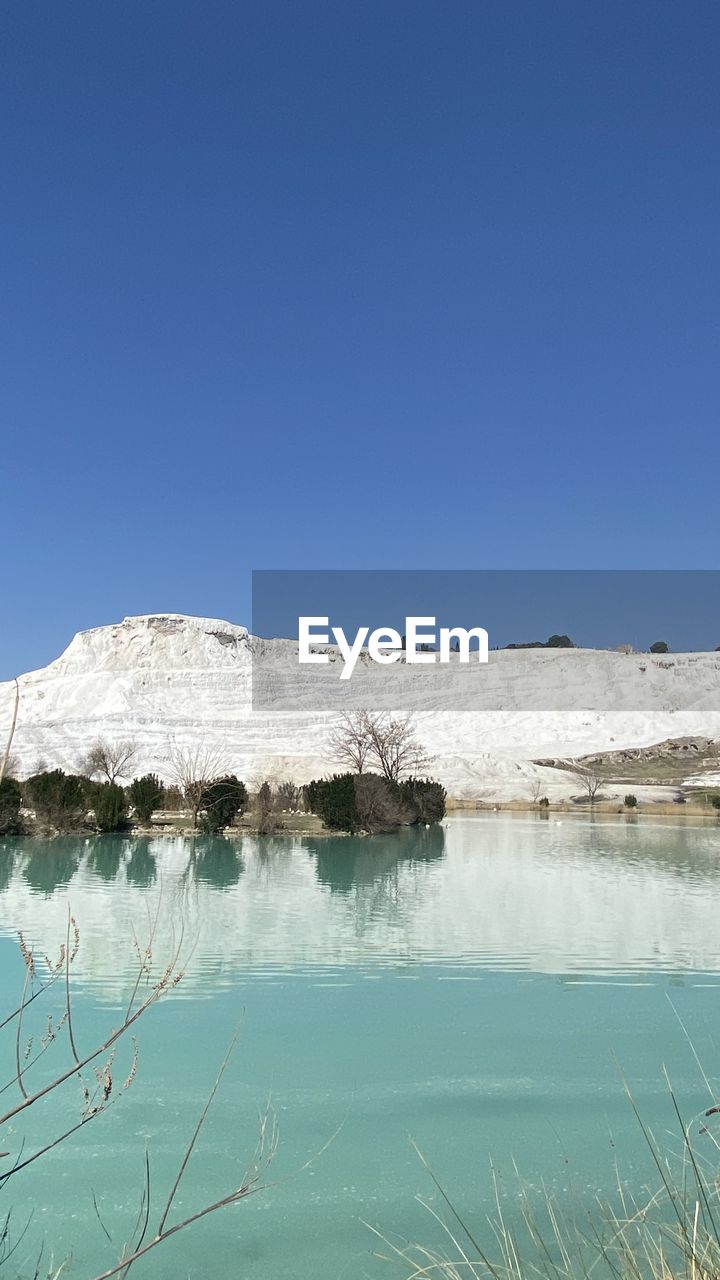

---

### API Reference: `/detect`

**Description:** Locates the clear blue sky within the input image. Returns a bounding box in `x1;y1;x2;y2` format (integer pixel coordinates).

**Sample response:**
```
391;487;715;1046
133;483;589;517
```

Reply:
2;1;719;677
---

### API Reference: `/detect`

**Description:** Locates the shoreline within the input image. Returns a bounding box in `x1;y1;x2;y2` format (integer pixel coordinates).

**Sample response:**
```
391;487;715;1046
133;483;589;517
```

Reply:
447;797;720;818
5;803;720;842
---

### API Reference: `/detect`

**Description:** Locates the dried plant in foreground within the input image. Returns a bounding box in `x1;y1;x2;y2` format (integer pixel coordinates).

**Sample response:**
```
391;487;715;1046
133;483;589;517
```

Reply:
369;1027;720;1280
88;1040;279;1280
0;910;184;1192
0;909;285;1279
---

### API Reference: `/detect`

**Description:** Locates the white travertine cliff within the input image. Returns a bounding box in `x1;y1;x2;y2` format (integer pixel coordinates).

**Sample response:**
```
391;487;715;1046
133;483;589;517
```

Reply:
1;613;719;800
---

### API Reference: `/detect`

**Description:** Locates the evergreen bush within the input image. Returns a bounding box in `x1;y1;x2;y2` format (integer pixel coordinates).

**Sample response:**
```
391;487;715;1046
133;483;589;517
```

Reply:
24;770;87;833
200;775;248;832
398;777;447;823
129;773;164;825
92;782;128;833
0;777;22;835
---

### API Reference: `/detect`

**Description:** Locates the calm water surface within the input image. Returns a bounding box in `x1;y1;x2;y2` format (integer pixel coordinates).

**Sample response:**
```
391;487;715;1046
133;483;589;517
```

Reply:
0;814;719;1279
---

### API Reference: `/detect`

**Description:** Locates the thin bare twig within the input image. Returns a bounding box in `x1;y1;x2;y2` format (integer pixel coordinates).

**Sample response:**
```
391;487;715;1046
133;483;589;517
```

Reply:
0;678;19;785
65;910;81;1068
157;1029;241;1237
0;930;187;1135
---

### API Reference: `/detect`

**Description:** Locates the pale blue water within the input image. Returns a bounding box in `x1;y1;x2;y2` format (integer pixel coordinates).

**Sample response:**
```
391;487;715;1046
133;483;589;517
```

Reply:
0;815;719;1279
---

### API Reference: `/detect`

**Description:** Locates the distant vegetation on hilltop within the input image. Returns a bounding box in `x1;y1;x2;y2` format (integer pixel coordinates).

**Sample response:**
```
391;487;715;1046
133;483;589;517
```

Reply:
505;633;575;649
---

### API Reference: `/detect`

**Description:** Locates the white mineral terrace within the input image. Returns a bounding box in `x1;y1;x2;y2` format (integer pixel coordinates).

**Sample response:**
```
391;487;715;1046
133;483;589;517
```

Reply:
1;612;719;801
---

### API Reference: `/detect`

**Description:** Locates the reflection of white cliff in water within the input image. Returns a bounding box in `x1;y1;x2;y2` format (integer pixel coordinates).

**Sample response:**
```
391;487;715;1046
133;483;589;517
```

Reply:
1;816;720;996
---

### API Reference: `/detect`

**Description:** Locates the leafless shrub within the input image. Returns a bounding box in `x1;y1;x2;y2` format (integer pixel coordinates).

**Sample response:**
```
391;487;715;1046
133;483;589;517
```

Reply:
254;780;278;834
83;738;139;784
354;774;413;833
160;783;184;811
246;776;300;815
275;780;301;812
168;741;230;829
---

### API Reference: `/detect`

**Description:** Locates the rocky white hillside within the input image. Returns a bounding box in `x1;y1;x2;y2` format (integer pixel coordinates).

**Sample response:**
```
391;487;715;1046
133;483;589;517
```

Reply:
1;613;720;802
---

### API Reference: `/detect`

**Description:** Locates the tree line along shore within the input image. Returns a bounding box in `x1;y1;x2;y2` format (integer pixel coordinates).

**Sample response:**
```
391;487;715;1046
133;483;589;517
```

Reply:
3;707;720;838
0;710;446;838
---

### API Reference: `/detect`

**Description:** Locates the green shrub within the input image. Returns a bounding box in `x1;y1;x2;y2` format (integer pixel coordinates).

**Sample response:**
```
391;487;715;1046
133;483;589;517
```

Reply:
129;773;164;825
650;641;669;654
305;772;446;833
710;794;720;811
624;794;638;808
92;782;128;833
200;775;248;833
0;777;22;834
399;777;447;824
25;770;87;833
304;774;360;832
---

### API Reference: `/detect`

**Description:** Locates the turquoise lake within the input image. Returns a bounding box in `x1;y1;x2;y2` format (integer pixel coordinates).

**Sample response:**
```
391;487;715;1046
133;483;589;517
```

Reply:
1;814;719;1279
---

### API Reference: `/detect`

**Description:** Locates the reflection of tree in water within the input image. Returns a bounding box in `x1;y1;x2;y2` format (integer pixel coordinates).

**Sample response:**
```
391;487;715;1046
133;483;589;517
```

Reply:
313;823;446;896
125;838;157;887
87;836;126;881
193;837;245;888
0;845;18;894
250;835;294;882
22;838;80;895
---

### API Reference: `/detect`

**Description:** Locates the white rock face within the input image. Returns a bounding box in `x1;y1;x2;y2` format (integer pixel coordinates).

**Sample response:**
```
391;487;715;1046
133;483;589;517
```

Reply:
1;613;719;800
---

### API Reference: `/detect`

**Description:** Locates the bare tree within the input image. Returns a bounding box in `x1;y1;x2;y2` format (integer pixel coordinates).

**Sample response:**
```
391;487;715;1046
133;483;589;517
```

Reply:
168;740;230;829
275;779;301;811
329;709;373;774
329;709;430;783
84;737;139;784
574;766;603;803
364;711;430;784
529;778;545;805
0;677;19;785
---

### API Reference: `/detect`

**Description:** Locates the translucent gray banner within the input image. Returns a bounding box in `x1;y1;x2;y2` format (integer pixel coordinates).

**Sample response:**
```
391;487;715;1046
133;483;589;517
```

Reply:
251;570;720;712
